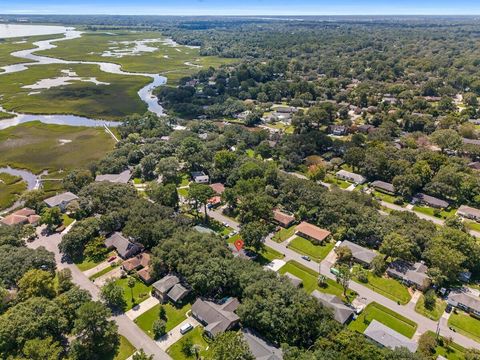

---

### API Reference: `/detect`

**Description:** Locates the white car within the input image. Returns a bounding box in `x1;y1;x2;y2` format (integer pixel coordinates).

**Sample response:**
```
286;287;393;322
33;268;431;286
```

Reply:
180;323;193;335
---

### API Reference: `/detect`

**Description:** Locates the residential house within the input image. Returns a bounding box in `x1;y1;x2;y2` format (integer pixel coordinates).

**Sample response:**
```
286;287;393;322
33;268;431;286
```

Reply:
284;272;303;288
457;205;480;222
207;196;222;208
95;169;132;184
356;124;375;134
191;171;209;184
412;193;449;209
463;138;480;146
295;222;331;244
329;125;348;136
104;232;142;259
386;260;430;291
122;252;150;272
166;283;190;304
447;291;480;318
273;106;297;114
209;183;225;195
44;192;78;211
273;209;296;228
311;291;354;324
152;274;179;301
364;320;418;353
1;208;40;227
137;267;154;284
336;170;366;184
339;240;377;268
191;297;240;337
371;181;395;195
242;329;283;360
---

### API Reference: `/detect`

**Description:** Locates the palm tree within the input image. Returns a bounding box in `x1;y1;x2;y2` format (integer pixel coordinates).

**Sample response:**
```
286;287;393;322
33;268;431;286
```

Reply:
127;277;136;303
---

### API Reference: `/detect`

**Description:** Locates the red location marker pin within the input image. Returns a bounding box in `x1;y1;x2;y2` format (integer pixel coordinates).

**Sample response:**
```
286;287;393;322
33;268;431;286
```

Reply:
234;239;244;252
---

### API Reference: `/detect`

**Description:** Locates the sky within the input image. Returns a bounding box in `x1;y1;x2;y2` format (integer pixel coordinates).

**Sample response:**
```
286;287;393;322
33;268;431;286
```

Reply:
2;0;480;16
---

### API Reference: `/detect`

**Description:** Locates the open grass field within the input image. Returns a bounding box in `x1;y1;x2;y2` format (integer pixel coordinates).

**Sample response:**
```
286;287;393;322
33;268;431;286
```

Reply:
353;267;411;305
348;302;417;338
448;310;480;342
287;236;334;262
414;294;447;321
167;327;212;360
135;302;192;338
0;121;115;173
279;260;356;301
0;111;14;119
114;276;152;311
0;172;27;210
0;63;150;120
38;30;235;85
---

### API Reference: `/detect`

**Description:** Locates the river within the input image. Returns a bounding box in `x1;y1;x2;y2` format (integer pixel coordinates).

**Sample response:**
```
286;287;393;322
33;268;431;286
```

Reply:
0;25;167;129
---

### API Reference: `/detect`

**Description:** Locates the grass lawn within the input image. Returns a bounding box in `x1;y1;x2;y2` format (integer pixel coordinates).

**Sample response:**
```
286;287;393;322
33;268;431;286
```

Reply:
272;225;296;243
372;190;403;206
448;310;480;342
226;233;240;244
424;331;466;360
288;237;334;262
414;294;447;321
413;206;456;220
177;188;189;197
324;174;352;189
0;122;115;174
167;327;212;360
75;252;113;272
89;263;119;281
348;302;417;338
100;335;136;360
254;245;285;266
0;172;27;210
279;261;356;301
114;276;152;311
353;268;411;305
0;63;151;120
465;220;480;232
178;174;190;187
62;214;75;227
135;302;192;338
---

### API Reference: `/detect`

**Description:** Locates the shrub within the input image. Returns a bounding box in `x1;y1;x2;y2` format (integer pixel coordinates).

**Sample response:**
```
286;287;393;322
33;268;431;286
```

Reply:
153;319;167;339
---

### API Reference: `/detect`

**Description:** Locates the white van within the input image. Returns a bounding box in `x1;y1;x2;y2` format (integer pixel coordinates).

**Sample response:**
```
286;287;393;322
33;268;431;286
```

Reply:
180;323;193;335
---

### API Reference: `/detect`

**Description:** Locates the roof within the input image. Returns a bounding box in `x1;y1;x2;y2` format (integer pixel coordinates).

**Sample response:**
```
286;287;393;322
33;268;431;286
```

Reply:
242;329;283;360
387;260;429;288
167;283;190;303
137;266;153;283
208;196;222;205
273;209;295;227
340;240;377;265
295;222;331;242
14;208;35;217
364;320;418;353
152;275;180;294
122;252;151;271
104;232;141;258
1;208;38;226
311;291;354;324
413;193;449;208
44;192;78;207
191;171;209;181
209;183;225;195
336;170;366;184
458;205;480;219
448;292;480;312
192;298;240;336
284;272;303;287
371;180;395;194
463;138;480;146
95;169;132;184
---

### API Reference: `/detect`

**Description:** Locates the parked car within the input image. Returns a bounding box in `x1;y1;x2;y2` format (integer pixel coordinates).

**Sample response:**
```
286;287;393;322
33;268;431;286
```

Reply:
301;255;311;261
445;304;453;313
108;256;117;262
180;323;193;335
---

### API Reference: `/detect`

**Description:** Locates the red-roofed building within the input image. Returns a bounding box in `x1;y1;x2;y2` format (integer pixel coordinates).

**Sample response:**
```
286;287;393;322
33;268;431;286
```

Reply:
295;222;331;244
210;183;225;195
208;196;222;208
273;209;296;228
1;208;40;227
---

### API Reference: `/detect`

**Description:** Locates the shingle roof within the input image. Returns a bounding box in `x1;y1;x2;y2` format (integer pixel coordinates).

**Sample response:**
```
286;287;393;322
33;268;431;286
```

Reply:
448;292;480;313
209;183;225;195
242;329;283;360
1;208;39;226
104;232;141;258
295;222;331;242
167;283;190;303
152;275;180;294
122;252;150;271
387;260;429;288
95;169;132;184
364;320;418;353
311;291;354;324
273;209;295;227
192;298;240;336
44;192;78;207
457;205;480;219
336;170;366;184
371;180;395;194
413;193;449;208
340;240;377;265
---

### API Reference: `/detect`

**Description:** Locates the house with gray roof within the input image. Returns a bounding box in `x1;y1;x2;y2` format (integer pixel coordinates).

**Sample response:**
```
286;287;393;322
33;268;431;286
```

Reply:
191;297;240;337
311;291;354;324
371;180;395;195
336;170;366;184
242;329;283;360
95;169;132;184
386;260;430;291
457;205;480;222
364;320;418;353
44;192;78;211
284;272;303;288
104;232;142;259
339;240;377;267
412;193;449;209
191;171;209;184
447;291;480;317
167;283;190;304
152;275;180;302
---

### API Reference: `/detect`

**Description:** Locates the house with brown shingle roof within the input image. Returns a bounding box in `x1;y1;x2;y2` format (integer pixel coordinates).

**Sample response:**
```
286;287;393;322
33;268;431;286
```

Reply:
209;183;225;195
295;222;331;244
1;208;40;227
122;252;151;272
273;209;295;228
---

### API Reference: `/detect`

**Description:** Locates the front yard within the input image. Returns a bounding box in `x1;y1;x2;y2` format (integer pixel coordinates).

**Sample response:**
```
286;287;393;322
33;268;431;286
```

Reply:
288;236;334;262
348;302;417;338
114;277;152;311
75;251;114;272
167;327;212;360
448;310;480;342
272;225;296;243
135;302;192;338
414;294;447;321
100;336;136;360
423;331;466;360
254;245;285;265
413;205;456;219
89;263;119;281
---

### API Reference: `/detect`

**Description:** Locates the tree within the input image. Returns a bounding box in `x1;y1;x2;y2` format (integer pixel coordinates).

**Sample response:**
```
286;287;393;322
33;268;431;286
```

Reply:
417;332;436;357
187;183;215;222
430;129;462;153
63;169;93;193
335;264;351;298
335;245;352;263
70;301;119;360
100;278;126;310
17;269;55;301
371;255;386;276
423;289;436;310
132;349;154;360
127;277;136;303
152;319;167;339
40;206;63;232
57;268;73;294
208;331;254;360
240;221;268;252
379;232;414;261
306;164;326;181
146;182;179;209
156;157;180;184
20;189;46;212
21;337;63;360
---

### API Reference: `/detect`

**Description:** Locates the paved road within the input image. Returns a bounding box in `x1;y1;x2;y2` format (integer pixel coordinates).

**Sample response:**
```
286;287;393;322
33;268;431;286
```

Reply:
27;227;172;360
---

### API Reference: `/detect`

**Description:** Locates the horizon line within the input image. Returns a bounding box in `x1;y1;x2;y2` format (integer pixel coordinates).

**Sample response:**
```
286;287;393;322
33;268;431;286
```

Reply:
2;13;480;17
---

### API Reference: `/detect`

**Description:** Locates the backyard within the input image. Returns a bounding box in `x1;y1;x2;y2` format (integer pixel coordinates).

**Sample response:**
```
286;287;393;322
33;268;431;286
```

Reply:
448;310;480;342
287;236;334;262
348;302;417;338
167;327;212;360
135;302;192;337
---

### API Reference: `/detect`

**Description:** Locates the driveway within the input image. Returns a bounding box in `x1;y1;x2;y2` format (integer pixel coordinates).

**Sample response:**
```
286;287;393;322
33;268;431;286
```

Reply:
83;258;121;278
94;266;123;287
126;296;159;320
155;316;201;351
